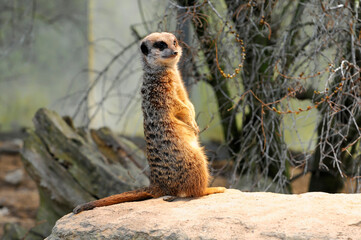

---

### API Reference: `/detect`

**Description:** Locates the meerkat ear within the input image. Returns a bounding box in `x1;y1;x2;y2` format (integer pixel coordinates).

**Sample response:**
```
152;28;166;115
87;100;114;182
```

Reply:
140;42;149;56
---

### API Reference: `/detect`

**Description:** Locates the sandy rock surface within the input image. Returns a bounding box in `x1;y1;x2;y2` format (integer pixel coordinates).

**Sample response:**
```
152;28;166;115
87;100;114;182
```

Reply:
46;189;361;240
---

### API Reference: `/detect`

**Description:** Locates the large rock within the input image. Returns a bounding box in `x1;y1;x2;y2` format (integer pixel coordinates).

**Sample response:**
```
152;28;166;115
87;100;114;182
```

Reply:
46;189;361;239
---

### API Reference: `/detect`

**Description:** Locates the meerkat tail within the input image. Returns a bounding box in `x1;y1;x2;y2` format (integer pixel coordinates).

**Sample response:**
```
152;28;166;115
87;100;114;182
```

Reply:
73;187;154;214
203;187;226;195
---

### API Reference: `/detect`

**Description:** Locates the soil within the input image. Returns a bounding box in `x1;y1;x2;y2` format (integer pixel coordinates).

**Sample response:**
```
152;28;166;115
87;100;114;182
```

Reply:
0;142;39;237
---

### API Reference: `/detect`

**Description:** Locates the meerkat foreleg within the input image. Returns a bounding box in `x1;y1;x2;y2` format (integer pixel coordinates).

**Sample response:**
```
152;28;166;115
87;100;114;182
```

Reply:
173;99;200;134
174;112;200;134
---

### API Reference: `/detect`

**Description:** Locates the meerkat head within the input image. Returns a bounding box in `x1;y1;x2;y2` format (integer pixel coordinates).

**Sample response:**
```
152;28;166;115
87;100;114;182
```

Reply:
140;32;182;69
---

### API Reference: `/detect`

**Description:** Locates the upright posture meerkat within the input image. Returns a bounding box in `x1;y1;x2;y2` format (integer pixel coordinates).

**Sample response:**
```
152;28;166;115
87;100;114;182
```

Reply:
73;32;225;214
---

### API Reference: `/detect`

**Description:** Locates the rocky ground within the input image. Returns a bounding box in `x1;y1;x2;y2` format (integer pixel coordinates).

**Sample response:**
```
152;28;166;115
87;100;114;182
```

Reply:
0;141;39;237
47;189;361;240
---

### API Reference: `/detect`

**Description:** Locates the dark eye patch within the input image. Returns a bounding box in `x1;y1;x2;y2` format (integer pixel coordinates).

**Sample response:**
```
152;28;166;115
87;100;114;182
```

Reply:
153;41;168;51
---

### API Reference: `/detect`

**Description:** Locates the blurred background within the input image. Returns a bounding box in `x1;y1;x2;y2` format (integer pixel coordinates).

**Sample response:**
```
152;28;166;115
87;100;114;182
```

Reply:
0;0;361;238
1;1;146;134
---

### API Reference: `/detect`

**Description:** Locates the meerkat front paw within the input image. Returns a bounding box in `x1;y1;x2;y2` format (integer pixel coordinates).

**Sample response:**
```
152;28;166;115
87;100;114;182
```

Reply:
191;121;200;135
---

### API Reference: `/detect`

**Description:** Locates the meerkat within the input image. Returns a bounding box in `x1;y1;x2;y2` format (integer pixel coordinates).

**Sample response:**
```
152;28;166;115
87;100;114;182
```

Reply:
73;32;225;214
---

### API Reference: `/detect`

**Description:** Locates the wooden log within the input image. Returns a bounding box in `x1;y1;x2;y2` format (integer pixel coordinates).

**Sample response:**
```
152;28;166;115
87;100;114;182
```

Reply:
20;108;149;238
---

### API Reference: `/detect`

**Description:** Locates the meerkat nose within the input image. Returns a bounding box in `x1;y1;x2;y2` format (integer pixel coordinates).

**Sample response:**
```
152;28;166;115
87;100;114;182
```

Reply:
172;51;178;55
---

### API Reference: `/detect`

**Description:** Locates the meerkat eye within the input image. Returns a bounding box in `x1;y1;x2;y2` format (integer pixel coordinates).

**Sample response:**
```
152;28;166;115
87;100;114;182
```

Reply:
173;40;177;46
153;41;168;51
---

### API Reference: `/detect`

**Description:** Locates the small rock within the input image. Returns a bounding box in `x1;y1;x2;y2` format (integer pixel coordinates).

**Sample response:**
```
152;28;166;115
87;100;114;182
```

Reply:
0;206;10;216
5;169;24;185
1;139;23;148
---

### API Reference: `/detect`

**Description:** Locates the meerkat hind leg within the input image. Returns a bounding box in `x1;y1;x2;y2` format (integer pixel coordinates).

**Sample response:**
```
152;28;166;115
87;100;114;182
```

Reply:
203;187;226;195
163;196;178;202
163;187;226;202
